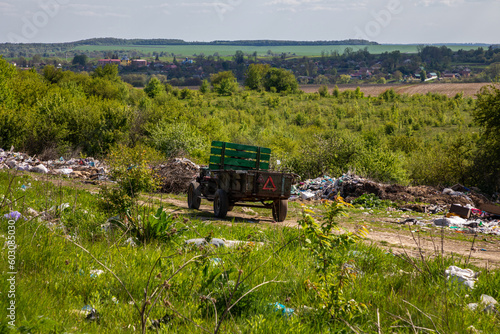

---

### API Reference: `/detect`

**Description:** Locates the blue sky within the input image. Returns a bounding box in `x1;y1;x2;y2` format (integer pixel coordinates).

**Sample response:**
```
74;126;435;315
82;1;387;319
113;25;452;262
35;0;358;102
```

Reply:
1;0;499;44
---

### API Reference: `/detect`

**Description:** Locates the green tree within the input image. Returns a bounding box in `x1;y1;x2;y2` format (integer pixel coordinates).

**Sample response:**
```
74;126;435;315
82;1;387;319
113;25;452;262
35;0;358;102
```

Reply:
420;70;427;82
199;79;209;94
338;74;351;84
92;64;120;82
233;50;244;64
43;65;63;84
263;68;298;93
144;77;164;98
0;57;17;108
472;85;500;193
485;63;500;82
72;54;88;66
244;63;269;91
210;71;238;96
393;70;403;81
318;85;329;97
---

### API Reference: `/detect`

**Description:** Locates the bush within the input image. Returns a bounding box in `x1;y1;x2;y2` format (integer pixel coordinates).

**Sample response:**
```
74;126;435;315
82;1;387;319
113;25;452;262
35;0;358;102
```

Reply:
211;71;238;96
100;144;162;214
148;121;208;159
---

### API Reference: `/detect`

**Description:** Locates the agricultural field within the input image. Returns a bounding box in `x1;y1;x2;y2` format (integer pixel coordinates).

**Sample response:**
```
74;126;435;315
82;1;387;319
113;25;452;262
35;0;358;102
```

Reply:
301;82;500;98
71;44;487;57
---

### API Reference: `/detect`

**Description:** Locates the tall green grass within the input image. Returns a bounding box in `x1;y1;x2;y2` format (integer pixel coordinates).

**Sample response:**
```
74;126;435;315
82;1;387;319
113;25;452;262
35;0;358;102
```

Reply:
1;171;499;333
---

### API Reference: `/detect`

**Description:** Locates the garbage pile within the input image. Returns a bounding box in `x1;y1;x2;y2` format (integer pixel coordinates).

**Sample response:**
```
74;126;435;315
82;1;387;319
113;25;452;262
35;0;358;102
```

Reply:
291;173;489;208
154;158;200;194
430;203;500;235
0;148;108;181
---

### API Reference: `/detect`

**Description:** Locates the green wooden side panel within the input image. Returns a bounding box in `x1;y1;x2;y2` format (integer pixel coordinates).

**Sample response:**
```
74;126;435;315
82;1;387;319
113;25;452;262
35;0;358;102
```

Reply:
210;148;271;161
209;141;271;171
209;156;269;170
211;141;271;154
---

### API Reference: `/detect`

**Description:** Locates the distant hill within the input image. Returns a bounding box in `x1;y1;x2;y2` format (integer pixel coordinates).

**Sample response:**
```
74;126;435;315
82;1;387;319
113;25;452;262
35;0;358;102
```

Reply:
2;38;379;47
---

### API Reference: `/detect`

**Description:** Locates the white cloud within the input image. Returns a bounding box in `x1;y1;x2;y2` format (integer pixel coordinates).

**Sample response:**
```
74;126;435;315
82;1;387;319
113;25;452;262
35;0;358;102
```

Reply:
73;10;130;18
0;2;19;16
265;0;368;11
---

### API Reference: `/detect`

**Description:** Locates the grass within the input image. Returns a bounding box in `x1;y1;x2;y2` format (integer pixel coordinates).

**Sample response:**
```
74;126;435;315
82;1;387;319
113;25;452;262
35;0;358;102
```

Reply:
71;44;486;57
1;170;499;333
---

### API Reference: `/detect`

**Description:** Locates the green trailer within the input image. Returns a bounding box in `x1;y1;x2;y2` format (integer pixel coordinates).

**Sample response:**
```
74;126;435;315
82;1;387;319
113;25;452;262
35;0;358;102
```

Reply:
187;141;297;222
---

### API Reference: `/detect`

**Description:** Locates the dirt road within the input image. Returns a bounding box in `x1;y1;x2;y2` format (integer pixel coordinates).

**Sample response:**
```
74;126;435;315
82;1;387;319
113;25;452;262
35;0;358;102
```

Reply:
153;195;500;269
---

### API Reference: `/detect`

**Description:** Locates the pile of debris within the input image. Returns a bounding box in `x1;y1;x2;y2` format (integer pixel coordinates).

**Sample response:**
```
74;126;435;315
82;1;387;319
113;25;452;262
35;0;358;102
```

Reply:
430;203;500;235
291;173;490;209
0;148;108;181
154;158;200;194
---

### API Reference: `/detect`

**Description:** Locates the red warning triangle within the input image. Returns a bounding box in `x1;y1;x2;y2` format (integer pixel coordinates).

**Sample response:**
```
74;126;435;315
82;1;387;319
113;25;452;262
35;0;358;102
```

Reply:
262;176;277;191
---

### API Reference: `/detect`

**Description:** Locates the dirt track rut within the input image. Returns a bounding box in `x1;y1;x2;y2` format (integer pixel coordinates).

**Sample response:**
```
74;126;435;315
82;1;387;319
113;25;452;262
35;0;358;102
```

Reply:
154;195;500;269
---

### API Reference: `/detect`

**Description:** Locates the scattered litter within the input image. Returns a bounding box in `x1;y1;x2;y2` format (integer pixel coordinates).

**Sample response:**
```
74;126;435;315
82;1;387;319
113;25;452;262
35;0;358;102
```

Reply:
210;258;222;266
445;266;479;289
480;294;498;313
89;269;104;278
433;216;467;227
85;307;100;322
185;238;263;248
468;295;498;314
467;325;482;333
0;148;108;181
124;237;137;247
186;238;226;247
268;302;294;317
300;190;316;200
241;207;257;215
467;303;478;311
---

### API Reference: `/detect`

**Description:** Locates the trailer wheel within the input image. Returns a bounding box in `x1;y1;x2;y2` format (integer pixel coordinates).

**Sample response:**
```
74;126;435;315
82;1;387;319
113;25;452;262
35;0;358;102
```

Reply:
214;189;229;218
187;182;201;210
272;199;288;222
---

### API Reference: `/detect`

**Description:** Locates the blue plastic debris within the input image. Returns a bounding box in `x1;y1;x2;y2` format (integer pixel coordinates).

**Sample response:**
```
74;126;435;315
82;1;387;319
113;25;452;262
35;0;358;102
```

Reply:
81;305;93;312
268;302;294;317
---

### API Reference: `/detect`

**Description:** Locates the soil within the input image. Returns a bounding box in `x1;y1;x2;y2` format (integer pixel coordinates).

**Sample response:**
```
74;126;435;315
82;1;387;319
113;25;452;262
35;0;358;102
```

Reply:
149;194;500;270
38;173;500;269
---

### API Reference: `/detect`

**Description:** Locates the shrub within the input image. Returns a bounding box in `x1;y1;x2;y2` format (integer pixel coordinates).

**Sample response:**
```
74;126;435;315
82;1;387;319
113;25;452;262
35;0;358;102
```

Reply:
148;121;208;159
100;144;162;214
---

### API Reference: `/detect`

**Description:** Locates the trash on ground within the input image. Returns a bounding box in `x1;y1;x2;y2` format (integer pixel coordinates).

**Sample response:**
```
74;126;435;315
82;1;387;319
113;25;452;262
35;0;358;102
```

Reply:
445;266;479;289
185;238;263;248
90;269;104;278
268;302;294;317
0;148;108;180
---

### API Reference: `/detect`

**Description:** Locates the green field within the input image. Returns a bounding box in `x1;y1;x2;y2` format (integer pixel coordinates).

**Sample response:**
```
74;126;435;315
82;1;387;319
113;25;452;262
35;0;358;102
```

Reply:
72;44;487;57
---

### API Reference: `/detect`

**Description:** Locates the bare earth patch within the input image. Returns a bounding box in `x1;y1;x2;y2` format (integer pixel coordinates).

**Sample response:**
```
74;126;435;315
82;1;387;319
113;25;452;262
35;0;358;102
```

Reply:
150;194;500;269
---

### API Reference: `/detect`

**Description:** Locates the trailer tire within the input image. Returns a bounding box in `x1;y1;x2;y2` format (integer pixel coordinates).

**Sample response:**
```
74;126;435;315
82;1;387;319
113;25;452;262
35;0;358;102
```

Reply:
272;199;288;222
187;182;201;210
214;189;229;218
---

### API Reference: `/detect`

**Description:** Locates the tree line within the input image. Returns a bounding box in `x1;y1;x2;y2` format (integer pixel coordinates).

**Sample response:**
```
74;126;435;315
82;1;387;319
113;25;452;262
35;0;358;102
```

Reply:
1;56;499;194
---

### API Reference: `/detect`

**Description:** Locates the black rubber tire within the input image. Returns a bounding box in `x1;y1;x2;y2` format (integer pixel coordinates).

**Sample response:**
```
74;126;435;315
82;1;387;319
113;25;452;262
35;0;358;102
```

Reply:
187;181;201;210
272;199;288;222
214;189;229;218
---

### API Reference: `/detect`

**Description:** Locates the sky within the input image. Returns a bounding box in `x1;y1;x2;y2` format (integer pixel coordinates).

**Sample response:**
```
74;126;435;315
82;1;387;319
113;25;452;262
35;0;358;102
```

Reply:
1;0;499;44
